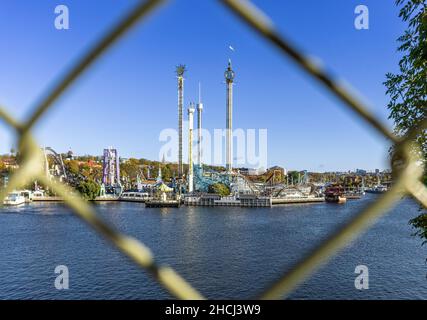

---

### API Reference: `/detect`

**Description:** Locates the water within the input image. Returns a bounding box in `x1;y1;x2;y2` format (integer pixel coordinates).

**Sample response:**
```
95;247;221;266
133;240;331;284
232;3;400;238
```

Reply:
0;194;426;300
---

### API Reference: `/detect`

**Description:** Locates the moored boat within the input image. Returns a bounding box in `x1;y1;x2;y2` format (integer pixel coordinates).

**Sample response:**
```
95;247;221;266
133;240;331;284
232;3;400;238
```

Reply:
325;186;347;203
119;191;151;202
19;190;34;203
3;192;26;206
366;185;388;194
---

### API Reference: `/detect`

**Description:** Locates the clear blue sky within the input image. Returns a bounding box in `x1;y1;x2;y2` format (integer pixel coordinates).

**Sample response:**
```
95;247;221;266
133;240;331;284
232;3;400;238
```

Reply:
0;0;406;172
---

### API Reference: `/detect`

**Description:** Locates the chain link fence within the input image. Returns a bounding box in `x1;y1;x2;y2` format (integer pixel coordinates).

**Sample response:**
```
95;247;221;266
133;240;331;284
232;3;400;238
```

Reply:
0;0;425;300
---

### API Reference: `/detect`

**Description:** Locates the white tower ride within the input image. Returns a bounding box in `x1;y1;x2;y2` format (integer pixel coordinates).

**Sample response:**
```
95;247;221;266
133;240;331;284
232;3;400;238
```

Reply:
176;65;186;180
197;82;203;166
188;103;195;193
224;59;235;173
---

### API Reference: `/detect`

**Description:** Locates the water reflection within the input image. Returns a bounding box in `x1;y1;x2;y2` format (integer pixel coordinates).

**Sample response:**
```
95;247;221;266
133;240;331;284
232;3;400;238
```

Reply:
0;194;425;299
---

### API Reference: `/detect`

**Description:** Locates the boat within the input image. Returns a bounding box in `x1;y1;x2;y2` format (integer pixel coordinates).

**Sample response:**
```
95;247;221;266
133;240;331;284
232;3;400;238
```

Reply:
119;191;151;202
3;192;26;206
344;193;362;200
343;188;364;200
32;190;45;200
19;190;34;203
366;185;388;194
325;186;347;203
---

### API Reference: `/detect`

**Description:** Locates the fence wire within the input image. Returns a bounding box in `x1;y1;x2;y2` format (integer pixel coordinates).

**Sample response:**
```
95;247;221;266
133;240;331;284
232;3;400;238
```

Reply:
0;0;425;300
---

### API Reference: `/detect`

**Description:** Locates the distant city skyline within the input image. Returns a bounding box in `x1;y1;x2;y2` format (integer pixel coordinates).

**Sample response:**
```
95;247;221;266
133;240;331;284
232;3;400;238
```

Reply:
0;0;405;172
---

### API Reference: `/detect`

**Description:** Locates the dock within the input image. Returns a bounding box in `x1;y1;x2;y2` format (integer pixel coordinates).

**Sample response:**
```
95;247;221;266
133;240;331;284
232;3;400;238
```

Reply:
184;194;272;207
145;200;181;208
272;197;325;205
31;194;326;207
32;196;64;202
94;196;119;201
344;193;363;200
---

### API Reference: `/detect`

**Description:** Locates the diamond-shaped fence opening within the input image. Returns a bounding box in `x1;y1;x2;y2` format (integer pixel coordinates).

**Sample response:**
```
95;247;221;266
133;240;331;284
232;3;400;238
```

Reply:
0;0;425;300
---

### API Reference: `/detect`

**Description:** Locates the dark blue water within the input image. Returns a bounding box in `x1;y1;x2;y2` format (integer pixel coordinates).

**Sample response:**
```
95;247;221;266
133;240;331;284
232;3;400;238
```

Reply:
0;194;426;299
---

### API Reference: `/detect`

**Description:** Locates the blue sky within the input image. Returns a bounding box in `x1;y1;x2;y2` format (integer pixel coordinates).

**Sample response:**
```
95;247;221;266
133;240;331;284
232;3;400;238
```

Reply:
0;0;406;171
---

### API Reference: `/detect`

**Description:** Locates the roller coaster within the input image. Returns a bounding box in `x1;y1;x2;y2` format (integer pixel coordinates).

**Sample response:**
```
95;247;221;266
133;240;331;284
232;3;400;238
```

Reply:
43;147;67;182
193;165;264;195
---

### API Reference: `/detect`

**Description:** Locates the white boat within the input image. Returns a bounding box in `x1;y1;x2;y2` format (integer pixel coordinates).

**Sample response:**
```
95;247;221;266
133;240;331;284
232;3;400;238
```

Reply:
3;192;26;206
366;185;388;194
32;190;45;200
119;191;151;202
19;190;34;203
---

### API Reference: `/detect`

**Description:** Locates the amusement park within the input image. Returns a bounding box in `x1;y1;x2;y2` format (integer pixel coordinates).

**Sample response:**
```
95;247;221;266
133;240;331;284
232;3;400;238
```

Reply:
1;0;426;304
0;60;391;208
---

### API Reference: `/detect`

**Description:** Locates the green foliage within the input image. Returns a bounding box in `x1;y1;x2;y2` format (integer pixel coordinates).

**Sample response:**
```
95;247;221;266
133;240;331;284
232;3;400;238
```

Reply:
208;183;230;196
77;180;100;200
121;158;141;182
75;155;99;162
287;171;300;184
162;165;172;181
384;0;426;158
176;64;186;77
208;165;226;172
410;213;427;245
385;0;427;243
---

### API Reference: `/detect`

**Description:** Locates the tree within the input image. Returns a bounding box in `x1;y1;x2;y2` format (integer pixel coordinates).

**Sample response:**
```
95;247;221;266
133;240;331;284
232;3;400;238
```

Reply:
120;158;140;185
208;183;230;196
65;160;80;176
287;171;300;185
76;180;100;200
384;1;427;244
384;0;426;159
162;165;172;181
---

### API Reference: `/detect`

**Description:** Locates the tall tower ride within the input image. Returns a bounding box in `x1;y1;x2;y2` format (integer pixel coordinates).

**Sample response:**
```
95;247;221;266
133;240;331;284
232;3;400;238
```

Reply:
224;59;235;173
197;82;203;166
176;64;186;180
102;147;121;192
188;103;195;193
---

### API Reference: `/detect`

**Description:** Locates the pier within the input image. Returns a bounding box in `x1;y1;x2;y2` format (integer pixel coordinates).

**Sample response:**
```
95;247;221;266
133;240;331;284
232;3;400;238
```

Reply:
145;199;181;208
272;197;325;205
27;191;329;208
31;194;326;207
33;196;64;202
185;194;272;207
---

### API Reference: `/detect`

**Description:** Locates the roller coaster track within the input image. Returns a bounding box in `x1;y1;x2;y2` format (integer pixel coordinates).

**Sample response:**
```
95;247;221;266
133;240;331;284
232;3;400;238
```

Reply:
44;147;67;180
235;173;262;194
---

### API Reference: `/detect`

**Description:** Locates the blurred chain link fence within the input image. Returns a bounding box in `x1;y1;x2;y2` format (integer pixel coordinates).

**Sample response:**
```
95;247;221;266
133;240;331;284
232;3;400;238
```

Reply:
0;0;425;299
